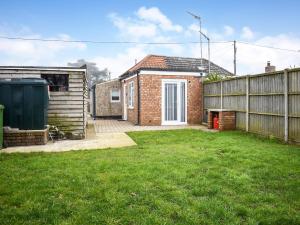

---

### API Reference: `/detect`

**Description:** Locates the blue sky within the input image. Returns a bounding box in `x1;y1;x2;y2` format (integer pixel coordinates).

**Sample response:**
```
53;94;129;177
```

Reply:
0;0;300;77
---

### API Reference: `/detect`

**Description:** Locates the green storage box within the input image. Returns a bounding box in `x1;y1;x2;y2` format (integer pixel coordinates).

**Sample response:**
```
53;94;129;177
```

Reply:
0;78;48;130
0;105;4;149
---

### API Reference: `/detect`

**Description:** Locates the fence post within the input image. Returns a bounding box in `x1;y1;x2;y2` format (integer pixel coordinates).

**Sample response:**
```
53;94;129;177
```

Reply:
246;76;249;132
284;69;289;142
202;77;205;123
220;80;223;109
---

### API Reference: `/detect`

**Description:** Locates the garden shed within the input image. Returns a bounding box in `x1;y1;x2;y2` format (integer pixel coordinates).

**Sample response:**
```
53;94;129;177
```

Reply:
0;66;87;139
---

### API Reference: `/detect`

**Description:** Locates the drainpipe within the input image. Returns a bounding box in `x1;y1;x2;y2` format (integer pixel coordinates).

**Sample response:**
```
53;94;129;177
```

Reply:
137;71;141;125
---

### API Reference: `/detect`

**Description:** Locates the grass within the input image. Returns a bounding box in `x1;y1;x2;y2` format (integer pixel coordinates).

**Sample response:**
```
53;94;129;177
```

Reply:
0;129;299;225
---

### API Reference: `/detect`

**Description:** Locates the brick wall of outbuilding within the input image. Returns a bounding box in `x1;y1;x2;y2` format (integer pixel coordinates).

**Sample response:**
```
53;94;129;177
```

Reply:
95;79;122;117
139;74;202;126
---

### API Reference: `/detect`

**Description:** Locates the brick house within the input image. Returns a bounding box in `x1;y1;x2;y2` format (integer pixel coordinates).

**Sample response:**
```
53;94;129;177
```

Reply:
119;55;232;126
90;79;122;119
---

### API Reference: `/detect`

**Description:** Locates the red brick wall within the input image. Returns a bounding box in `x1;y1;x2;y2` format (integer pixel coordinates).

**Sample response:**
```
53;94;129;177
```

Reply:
207;111;236;131
219;111;236;131
4;128;48;147
139;74;202;126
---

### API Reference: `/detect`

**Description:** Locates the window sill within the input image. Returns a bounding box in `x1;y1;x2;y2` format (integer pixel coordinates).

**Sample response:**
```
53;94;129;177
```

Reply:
128;106;134;109
111;100;120;103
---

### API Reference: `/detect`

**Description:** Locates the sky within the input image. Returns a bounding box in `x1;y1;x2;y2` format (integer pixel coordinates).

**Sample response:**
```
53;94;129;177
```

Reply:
0;0;300;77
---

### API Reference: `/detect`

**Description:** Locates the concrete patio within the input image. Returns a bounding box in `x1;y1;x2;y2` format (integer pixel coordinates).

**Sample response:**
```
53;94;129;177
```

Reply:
1;119;213;153
94;119;210;133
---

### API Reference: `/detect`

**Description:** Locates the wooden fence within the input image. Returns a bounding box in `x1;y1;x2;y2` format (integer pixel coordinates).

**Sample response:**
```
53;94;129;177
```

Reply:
203;68;300;143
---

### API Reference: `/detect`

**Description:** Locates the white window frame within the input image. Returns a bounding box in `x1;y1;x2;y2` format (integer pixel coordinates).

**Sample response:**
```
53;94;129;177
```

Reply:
128;81;134;109
111;89;120;103
161;79;187;125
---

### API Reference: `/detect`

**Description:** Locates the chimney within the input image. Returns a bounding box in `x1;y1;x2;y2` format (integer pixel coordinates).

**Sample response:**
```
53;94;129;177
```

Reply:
265;61;276;73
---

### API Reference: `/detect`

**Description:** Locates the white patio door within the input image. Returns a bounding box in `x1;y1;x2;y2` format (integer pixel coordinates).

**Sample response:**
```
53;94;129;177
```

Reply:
162;79;187;125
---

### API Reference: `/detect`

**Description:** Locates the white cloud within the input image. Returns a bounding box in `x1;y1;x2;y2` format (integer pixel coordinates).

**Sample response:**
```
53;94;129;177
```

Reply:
92;45;148;77
136;7;182;32
241;26;254;40
236;34;300;73
224;25;234;36
0;27;86;66
108;13;157;40
185;24;233;40
184;23;209;38
103;12;300;78
188;33;300;75
1;8;299;80
108;6;183;42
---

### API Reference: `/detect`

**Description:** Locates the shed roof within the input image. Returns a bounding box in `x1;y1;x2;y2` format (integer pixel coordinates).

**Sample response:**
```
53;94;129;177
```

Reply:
0;65;87;72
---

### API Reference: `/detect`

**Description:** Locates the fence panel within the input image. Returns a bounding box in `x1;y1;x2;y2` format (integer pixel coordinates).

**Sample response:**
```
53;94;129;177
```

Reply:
203;69;300;143
249;73;284;94
249;114;284;138
204;96;220;109
236;112;246;130
223;77;246;95
223;95;246;111
249;95;284;115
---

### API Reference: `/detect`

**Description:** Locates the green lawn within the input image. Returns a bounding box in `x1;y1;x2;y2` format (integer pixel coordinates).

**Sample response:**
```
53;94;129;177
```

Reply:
0;130;299;225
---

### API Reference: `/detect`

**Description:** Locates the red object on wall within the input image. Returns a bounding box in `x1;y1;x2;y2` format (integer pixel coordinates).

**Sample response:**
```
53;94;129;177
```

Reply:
213;116;219;129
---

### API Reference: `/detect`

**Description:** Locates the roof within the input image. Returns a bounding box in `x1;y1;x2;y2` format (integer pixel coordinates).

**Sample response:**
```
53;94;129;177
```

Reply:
0;65;87;72
120;55;233;79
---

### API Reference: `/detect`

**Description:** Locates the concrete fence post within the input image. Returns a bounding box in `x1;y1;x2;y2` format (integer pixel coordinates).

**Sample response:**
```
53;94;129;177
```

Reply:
220;81;223;110
246;76;250;132
284;69;289;142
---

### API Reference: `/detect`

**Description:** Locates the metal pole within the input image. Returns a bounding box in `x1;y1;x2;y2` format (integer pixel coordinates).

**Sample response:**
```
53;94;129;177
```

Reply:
187;11;203;68
234;40;237;75
208;37;211;74
199;18;203;67
200;31;210;74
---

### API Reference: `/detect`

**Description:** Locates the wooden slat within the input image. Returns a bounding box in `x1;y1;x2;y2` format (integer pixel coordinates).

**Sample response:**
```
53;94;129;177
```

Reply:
50;91;83;96
48;104;83;109
48;108;83;113
49;100;83;105
48;117;83;122
48;121;84;126
48;112;83;116
68;87;83;92
50;96;83;101
69;79;83;82
69;83;84;88
68;74;84;79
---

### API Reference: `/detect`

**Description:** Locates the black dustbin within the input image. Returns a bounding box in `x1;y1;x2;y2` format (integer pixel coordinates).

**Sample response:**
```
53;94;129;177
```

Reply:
0;78;49;130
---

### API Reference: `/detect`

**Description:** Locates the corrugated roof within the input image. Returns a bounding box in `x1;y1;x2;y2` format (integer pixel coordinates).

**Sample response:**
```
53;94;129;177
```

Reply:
120;55;233;78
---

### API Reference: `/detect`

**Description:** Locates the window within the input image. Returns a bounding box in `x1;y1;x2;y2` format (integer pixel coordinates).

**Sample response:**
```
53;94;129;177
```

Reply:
128;81;134;108
41;74;69;92
111;89;120;102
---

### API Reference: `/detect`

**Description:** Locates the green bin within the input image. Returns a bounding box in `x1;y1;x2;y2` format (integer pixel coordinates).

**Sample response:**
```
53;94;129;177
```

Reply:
0;105;4;149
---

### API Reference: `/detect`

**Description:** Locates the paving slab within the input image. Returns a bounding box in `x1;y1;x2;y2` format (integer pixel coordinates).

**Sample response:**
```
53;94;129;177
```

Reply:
1;133;136;153
94;119;214;133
